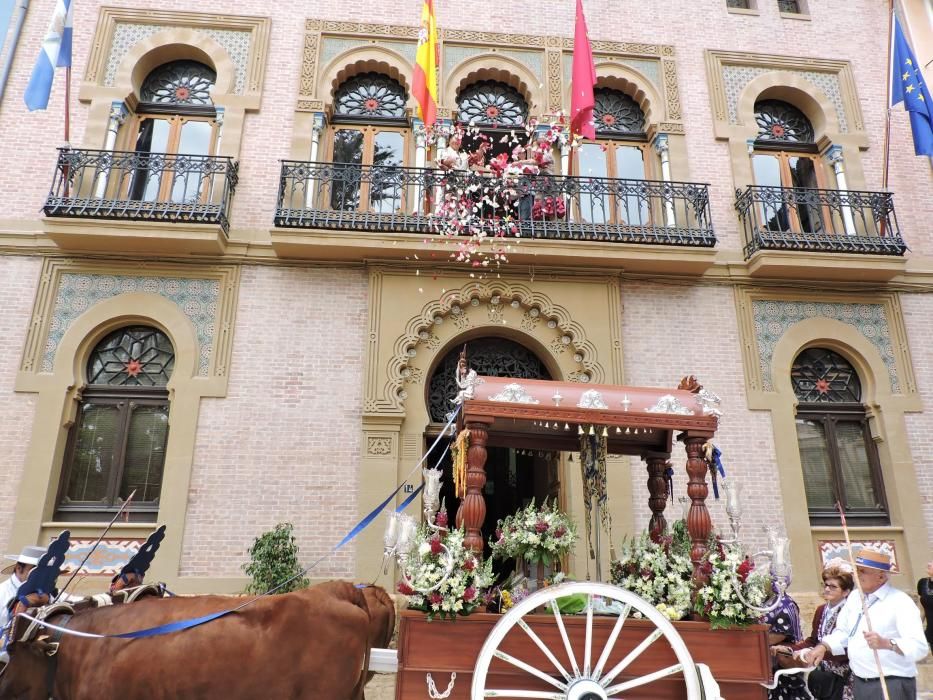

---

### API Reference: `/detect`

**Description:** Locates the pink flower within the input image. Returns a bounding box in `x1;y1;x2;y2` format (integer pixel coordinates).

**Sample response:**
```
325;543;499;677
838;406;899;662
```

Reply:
463;587;476;602
397;582;414;595
495;528;504;541
462;557;476;572
430;537;443;555
435;510;449;528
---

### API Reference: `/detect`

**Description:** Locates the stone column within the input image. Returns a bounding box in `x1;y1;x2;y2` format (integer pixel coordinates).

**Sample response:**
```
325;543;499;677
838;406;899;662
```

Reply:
456;417;493;554
826;145;857;235
94;102;127;198
644;452;670;542
653;133;676;226
682;435;712;584
413;118;427;215
304;112;326;209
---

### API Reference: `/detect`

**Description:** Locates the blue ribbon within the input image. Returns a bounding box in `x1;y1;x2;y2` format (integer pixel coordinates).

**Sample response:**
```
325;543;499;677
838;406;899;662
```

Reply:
710;445;727;499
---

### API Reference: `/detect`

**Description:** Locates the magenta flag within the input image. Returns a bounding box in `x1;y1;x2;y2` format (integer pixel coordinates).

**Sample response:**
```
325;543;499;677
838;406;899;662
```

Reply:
570;0;597;140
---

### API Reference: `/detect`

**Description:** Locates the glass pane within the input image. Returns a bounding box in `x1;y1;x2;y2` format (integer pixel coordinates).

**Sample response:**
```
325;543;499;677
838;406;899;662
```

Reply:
370;131;404;214
330;129;364;211
87;326;175;387
64;403;121;504
788;156;824;233
577;143;609;224
120;403;169;503
170;120;212;204
796;418;835;510
835;421;881;510
615;146;649;226
752;154;790;231
129;118;172;201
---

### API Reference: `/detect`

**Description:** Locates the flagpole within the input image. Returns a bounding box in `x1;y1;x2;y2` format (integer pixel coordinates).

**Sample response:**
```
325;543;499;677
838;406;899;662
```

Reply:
882;0;895;191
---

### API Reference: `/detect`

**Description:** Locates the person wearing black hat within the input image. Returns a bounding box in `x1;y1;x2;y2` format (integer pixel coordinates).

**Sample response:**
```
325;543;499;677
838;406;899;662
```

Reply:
806;548;929;700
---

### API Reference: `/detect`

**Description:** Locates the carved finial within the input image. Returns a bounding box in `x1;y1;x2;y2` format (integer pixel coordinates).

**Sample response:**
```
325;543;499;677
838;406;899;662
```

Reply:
677;375;702;393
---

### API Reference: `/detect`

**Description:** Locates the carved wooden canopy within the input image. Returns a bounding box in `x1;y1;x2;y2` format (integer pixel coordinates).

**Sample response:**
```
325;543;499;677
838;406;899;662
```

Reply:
462;376;719;455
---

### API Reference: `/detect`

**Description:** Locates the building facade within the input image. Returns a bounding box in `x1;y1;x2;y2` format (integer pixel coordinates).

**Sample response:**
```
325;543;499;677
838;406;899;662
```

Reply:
0;0;930;597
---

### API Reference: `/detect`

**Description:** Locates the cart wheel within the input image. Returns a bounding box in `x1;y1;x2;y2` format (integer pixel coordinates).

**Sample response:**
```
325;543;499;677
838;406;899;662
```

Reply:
471;581;703;700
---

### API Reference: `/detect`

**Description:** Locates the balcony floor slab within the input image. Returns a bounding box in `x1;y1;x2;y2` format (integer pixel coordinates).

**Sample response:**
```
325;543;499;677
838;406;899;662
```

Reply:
43;217;228;256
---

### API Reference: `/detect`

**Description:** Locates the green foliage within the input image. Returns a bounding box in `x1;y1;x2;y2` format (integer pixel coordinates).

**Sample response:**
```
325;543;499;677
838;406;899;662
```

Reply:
242;522;309;594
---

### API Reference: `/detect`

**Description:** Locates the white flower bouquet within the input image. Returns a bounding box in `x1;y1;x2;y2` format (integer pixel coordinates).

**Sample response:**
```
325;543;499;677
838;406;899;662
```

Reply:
489;499;578;566
694;538;770;628
609;524;693;621
397;526;494;621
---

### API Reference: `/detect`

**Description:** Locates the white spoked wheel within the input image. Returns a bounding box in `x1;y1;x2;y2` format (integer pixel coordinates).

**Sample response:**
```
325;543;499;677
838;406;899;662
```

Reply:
471;582;702;700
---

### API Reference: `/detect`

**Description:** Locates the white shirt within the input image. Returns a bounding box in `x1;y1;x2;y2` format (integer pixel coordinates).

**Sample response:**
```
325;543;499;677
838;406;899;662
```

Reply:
0;573;25;633
822;581;929;679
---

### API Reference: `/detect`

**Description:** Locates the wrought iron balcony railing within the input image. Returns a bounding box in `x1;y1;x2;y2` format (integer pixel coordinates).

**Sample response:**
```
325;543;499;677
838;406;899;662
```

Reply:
275;161;716;247
44;148;239;234
735;185;907;258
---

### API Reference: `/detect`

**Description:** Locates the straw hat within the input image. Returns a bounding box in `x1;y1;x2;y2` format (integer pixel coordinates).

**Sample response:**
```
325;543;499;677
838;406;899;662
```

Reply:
854;547;896;572
1;545;47;576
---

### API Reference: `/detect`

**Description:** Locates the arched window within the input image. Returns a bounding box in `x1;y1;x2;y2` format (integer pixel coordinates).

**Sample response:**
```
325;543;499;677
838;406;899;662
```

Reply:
575;88;652;226
56;326;174;521
792;348;888;524
427;337;550;422
328;73;410;213
126;60;220;204
457;81;528;127
751;99;827;233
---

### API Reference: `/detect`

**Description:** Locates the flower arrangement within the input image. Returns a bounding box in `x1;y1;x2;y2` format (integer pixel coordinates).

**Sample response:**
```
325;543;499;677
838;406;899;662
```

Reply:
693;538;770;629
489;499;577;566
609;522;693;621
397;526;494;621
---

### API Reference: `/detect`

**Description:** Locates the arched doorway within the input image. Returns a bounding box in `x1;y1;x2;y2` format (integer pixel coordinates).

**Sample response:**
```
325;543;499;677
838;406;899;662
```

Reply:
427;337;557;578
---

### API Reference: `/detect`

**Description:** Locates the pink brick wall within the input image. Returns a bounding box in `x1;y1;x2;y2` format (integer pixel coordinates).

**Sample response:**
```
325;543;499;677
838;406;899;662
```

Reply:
180;265;368;578
901;293;933;551
620;281;781;554
0;0;928;252
0;257;42;552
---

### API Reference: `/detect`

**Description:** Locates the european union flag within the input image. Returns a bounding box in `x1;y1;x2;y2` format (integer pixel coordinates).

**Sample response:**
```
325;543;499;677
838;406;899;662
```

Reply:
891;15;933;156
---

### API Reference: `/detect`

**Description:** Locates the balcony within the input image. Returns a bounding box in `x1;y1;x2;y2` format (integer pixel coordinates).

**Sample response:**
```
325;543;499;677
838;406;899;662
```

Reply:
43;148;238;254
735;186;908;281
272;162;718;273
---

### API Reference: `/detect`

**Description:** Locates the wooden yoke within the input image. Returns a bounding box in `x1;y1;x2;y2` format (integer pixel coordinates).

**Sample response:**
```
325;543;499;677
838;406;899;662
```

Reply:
456;416;494;554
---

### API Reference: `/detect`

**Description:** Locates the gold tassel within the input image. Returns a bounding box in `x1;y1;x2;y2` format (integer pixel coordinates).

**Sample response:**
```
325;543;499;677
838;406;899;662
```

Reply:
452;429;471;499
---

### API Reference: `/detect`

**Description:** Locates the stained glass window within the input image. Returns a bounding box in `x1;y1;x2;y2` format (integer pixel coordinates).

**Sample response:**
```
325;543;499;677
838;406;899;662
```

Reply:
594;88;646;135
754;100;815;144
334;73;408;119
428;337;550;421
792;347;887;524
58;326;173;520
457;81;528;126
140;60;216;106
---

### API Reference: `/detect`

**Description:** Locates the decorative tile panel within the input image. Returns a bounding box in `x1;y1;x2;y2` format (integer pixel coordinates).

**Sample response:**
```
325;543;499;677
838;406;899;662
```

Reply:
444;44;544;82
818;539;899;574
45;274;220;376
562;54;661;91
722;65;848;131
752;300;897;392
320;37;417;66
104;23;251;94
60;537;147;576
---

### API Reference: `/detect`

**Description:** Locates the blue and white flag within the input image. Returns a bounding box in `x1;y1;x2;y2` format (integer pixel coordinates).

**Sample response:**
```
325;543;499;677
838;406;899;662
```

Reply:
24;0;73;112
891;14;933;156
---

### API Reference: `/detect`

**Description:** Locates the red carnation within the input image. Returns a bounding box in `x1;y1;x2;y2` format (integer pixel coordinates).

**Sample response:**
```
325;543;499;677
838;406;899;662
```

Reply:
397;582;414;595
462;557;476;572
463;587;477;602
737;557;755;583
554;526;567;538
430;593;443;606
535;520;549;533
430;537;443;555
435;510;449;528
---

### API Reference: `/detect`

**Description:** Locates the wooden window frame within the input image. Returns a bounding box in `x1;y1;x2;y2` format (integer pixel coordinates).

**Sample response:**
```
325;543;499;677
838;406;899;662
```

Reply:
325;124;411;213
751;148;832;233
796;402;889;526
573;139;656;226
55;386;170;522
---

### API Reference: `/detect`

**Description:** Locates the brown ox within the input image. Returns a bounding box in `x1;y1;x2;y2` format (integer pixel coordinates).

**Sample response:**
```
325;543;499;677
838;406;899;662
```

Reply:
0;581;373;700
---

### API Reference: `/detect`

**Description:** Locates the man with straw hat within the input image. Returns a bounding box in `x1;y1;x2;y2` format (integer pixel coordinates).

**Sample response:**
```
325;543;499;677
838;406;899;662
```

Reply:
807;547;928;700
0;545;47;633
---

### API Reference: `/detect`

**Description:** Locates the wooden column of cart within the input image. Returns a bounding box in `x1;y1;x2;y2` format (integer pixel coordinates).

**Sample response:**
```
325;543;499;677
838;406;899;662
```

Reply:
396;376;771;700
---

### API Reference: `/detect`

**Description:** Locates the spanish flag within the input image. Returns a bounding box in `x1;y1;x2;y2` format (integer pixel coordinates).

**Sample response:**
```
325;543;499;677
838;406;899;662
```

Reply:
412;0;438;127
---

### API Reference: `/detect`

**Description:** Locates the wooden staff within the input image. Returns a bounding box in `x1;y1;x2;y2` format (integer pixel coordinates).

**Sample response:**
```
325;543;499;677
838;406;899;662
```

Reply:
837;502;890;700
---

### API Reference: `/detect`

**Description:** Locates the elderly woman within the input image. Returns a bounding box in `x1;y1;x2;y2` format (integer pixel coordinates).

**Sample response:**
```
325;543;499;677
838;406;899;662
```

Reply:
763;589;809;700
789;559;855;700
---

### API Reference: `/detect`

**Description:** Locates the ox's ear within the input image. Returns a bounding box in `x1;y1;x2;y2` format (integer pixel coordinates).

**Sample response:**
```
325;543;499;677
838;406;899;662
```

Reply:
114;525;166;583
17;531;70;603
